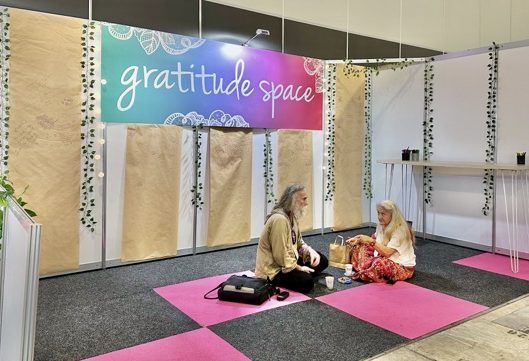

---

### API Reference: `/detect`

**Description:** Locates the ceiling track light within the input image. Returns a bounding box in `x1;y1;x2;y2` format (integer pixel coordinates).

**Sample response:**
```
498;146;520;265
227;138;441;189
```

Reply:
242;28;270;47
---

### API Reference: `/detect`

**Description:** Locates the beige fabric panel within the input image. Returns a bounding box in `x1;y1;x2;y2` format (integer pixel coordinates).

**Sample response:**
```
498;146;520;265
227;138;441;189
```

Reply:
277;130;313;232
121;125;182;261
9;9;82;274
333;64;365;230
207;128;252;247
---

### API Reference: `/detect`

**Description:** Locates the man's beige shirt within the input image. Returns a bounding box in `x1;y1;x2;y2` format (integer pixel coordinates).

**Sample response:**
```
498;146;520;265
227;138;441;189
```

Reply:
255;210;308;280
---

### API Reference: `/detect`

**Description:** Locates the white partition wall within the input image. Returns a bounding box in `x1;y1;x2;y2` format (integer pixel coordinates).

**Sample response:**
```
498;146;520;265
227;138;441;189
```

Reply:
371;43;529;256
496;45;529;255
250;130;268;237
371;63;424;229
176;128;196;251
426;53;492;245
372;55;494;248
102;123;127;263
0;197;41;361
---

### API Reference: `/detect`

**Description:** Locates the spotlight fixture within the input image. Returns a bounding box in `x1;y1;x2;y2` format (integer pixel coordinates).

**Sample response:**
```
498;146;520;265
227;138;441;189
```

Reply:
242;28;270;47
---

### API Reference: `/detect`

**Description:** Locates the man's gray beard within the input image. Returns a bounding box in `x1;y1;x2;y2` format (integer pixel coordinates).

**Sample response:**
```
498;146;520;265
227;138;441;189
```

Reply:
293;206;307;220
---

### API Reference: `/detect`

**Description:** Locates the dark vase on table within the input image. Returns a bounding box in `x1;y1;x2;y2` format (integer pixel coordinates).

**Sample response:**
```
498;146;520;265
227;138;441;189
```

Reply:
517;154;526;165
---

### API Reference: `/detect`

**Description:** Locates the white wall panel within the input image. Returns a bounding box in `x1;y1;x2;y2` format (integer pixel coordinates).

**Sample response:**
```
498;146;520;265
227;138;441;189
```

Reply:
426;54;491;245
432;54;489;162
251;131;266;238
177;128;195;251
196;129;210;248
495;45;529;254
497;46;529;164
312;130;325;230
371;53;503;248
105;124;127;262
270;130;278;216
371;63;424;229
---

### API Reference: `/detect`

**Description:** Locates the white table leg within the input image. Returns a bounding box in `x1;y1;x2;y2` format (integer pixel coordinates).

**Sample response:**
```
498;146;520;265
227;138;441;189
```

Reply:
387;164;395;200
385;164;388;199
513;171;519;273
501;171;513;269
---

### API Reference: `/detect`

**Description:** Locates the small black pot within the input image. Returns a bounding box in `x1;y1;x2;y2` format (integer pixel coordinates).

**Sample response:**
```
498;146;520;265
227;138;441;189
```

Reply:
517;154;526;165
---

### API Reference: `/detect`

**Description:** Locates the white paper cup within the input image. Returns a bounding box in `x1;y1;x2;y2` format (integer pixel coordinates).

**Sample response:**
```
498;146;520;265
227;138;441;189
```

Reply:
345;264;353;276
325;276;334;290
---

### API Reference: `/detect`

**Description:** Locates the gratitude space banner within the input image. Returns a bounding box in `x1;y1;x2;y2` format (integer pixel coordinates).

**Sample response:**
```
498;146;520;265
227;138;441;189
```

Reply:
101;24;323;130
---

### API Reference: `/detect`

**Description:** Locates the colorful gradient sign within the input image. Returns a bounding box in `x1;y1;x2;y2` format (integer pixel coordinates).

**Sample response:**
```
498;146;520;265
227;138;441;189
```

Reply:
101;24;323;130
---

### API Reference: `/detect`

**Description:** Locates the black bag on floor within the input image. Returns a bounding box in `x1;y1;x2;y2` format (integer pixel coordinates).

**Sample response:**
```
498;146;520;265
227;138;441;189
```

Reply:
204;274;276;305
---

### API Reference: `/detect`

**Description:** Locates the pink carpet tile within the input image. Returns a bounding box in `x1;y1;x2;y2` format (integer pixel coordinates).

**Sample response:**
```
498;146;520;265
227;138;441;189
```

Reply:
82;328;250;361
316;282;488;339
154;272;310;326
454;252;529;281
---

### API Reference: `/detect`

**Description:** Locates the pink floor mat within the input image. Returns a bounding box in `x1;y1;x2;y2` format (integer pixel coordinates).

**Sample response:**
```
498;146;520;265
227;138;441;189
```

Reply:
316;282;488;339
82;328;250;361
454;252;529;281
154;272;310;326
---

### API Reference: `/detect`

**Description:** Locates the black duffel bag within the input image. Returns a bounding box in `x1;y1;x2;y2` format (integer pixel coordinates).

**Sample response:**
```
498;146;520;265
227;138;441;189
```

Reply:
204;274;276;305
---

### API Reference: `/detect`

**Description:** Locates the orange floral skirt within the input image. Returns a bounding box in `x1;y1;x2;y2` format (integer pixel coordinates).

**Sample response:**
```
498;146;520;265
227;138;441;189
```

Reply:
350;243;414;283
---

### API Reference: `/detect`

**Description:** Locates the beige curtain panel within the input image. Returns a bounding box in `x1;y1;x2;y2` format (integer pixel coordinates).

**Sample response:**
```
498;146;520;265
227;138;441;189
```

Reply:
277;130;313;232
333;64;365;230
207;128;252;247
121;125;182;261
9;9;83;274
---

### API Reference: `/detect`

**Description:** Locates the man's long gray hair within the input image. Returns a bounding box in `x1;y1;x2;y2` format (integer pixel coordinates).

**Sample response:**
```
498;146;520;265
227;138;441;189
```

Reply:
271;183;305;216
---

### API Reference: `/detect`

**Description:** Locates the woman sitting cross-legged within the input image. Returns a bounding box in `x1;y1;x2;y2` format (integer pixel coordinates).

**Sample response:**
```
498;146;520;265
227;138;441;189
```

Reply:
346;200;416;283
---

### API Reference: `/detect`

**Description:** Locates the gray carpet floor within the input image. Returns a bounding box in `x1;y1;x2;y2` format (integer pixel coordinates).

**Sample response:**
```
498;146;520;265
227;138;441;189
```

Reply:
34;229;529;361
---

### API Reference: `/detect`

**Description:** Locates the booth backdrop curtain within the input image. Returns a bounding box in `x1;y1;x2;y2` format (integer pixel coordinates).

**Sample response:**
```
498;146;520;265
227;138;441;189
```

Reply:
277;130;313;232
121;125;182;261
333;64;364;230
9;9;82;274
207;128;252;247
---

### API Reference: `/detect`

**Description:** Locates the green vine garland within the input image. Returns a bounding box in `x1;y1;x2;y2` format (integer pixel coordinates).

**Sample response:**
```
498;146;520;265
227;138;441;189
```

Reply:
324;63;337;201
483;42;499;216
263;129;275;204
0;176;37;246
80;21;97;232
343;58;416;78
362;68;373;198
191;124;204;209
423;58;435;205
0;7;10;175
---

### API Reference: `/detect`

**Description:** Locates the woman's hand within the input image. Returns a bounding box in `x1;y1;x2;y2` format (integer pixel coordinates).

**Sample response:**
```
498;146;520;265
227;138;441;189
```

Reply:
345;236;359;246
346;235;373;246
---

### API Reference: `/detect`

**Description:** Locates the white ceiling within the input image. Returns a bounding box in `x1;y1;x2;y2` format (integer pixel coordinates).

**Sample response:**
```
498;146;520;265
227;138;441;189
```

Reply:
207;0;529;54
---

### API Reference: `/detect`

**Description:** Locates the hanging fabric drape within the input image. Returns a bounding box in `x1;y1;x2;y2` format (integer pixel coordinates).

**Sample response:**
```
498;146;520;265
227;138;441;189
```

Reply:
121;125;182;261
277;129;314;232
333;64;364;230
9;9;83;274
207;127;252;247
